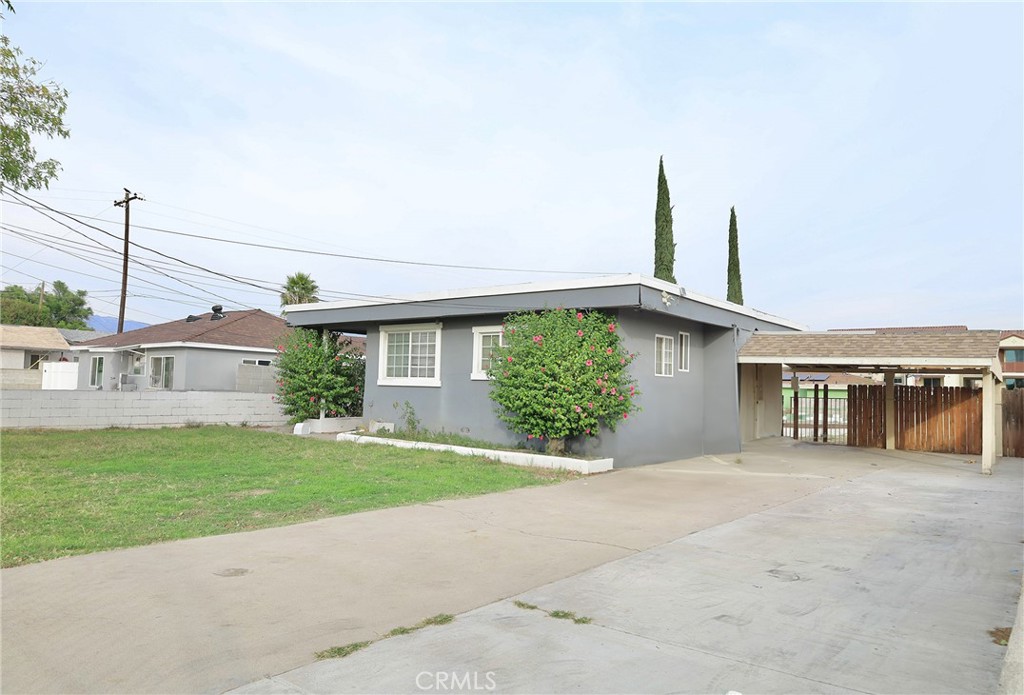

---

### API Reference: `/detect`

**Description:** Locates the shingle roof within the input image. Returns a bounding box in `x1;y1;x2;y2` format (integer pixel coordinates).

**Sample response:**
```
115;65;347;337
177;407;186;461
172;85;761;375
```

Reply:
77;309;289;350
0;325;70;351
740;331;1002;360
58;328;112;344
828;325;968;334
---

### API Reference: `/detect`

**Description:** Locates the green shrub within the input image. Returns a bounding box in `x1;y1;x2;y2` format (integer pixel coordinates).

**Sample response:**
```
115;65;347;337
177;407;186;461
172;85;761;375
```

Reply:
274;328;365;422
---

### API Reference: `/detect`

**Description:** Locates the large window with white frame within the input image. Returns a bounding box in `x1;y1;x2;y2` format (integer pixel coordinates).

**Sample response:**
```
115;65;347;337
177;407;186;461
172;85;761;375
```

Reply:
378;323;442;387
655;334;675;377
89;356;104;388
471;325;505;380
678;332;690;372
150;355;174;389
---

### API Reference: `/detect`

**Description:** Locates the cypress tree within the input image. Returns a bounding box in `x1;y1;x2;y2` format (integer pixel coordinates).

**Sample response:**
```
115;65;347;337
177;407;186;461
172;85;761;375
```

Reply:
726;206;744;304
653;156;677;283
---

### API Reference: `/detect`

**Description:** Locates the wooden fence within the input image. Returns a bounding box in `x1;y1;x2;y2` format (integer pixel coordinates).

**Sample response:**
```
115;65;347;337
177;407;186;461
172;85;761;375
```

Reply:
1004;389;1024;458
847;385;982;455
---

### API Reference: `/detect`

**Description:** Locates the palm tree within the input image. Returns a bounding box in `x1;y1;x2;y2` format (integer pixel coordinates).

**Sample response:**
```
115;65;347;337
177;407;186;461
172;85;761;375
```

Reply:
280;272;320;312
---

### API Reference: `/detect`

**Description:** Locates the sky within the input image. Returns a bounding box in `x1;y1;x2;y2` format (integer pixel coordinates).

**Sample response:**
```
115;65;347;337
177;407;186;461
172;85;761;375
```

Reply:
1;2;1022;330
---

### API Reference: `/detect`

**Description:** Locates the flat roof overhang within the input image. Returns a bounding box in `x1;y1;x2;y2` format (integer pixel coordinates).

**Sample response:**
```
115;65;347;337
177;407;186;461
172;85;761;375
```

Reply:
738;355;1003;380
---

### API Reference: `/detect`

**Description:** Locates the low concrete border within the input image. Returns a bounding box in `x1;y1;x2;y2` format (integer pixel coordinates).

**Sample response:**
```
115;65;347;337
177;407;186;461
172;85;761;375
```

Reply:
334;433;613;475
998;577;1024;694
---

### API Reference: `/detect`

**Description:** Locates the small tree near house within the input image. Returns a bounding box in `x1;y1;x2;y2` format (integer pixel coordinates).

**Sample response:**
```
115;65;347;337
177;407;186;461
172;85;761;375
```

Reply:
487;308;641;455
274;328;364;422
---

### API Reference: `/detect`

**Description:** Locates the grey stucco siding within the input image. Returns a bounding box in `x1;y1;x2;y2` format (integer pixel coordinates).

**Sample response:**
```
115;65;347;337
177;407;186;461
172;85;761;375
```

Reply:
75;347;275;392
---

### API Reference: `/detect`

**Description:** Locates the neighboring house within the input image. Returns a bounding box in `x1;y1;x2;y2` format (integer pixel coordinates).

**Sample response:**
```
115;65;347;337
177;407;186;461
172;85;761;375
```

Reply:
0;325;75;388
58;328;113;346
284;274;803;467
1001;331;1024;389
73;307;289;392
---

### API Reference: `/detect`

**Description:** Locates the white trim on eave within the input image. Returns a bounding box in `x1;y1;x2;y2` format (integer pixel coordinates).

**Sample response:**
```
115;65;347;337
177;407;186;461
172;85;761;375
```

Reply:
284;273;805;330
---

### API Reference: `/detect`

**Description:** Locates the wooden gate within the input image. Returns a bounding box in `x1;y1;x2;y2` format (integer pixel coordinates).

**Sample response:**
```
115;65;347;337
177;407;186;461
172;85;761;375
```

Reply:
847;385;886;448
847;385;982;455
1004;389;1024;458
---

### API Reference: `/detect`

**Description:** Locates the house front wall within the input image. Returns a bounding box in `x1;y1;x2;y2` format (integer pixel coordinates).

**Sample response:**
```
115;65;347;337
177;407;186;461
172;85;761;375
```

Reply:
363;311;732;467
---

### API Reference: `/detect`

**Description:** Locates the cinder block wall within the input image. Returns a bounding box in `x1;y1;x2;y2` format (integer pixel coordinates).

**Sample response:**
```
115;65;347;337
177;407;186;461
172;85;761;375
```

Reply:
0;390;289;429
1;370;43;390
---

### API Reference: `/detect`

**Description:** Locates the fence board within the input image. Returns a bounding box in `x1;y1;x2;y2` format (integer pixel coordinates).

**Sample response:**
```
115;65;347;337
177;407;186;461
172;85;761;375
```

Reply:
1005;389;1024;458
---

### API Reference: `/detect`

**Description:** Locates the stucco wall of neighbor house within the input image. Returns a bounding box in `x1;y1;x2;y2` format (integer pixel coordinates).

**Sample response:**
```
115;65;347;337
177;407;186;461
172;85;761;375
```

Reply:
184;348;274;391
236;363;277;393
1;348;24;370
0;390;288;429
1;369;44;390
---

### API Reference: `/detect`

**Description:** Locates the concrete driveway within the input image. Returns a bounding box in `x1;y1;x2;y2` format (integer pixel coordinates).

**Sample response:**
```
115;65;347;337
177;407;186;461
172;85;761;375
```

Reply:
2;440;1021;694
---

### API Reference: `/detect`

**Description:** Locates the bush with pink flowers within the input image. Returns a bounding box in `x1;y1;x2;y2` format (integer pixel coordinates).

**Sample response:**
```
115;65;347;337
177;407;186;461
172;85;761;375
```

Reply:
274;328;365;422
487;308;640;454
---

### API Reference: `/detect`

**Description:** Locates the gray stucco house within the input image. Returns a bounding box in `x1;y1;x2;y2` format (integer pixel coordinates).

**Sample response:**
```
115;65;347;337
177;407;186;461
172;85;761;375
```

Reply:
285;274;801;467
73;307;289;393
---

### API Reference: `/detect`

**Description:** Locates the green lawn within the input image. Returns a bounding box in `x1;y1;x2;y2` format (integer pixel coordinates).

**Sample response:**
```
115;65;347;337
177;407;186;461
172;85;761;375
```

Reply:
0;426;575;567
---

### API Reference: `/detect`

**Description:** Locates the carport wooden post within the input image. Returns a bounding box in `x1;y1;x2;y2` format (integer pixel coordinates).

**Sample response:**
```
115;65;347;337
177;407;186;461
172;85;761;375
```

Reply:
885;372;896;450
982;370;996;474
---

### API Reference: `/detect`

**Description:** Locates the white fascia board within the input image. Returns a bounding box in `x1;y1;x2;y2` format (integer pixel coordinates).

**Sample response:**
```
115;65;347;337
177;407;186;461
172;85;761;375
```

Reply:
285;273;805;330
738;355;998;369
71;342;277;354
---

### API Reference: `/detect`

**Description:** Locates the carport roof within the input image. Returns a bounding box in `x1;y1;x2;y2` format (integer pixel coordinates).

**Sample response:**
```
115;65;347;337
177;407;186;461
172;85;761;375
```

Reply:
738;330;1003;375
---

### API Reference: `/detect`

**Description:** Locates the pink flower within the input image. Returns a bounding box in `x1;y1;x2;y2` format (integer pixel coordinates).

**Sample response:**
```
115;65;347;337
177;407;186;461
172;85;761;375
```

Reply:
277;344;284;351
577;330;584;337
334;356;340;361
507;356;514;362
509;328;516;334
576;312;584;321
597;378;603;386
354;386;360;392
620;358;626;365
533;335;543;343
540;367;546;372
588;402;594;409
585;428;591;435
619;395;624;401
611;388;616;395
601;388;607;394
574;405;582;412
585;359;593;367
307;342;313;348
623;412;629;419
309;396;316;402
608;324;616;332
527;434;534;440
604;373;609;379
606;348;613;354
538;435;544;440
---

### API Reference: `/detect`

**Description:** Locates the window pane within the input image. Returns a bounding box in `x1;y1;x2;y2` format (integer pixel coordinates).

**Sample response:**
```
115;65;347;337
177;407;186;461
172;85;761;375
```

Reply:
679;333;690;371
386;331;411;378
164;357;174;388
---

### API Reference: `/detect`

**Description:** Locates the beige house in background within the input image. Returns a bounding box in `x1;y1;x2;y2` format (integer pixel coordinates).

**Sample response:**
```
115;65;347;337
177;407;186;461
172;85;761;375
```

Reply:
0;325;76;390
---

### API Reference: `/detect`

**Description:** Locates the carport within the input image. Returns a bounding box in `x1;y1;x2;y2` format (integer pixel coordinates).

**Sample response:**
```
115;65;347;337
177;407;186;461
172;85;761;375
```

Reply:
738;331;1005;474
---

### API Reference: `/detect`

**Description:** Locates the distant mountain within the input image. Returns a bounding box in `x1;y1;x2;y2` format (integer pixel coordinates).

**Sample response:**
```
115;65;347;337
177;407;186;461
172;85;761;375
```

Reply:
87;316;150;333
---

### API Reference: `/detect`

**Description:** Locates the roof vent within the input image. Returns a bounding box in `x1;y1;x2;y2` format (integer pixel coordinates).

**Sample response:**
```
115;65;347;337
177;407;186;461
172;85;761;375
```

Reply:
185;315;200;323
211;304;225;321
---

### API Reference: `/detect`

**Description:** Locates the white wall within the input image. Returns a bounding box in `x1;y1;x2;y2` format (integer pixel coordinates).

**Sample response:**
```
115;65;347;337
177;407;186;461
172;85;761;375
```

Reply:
1;390;289;429
1;349;24;369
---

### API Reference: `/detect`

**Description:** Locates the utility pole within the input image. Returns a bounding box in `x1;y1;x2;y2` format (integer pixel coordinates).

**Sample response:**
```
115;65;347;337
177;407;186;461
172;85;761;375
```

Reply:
113;188;143;333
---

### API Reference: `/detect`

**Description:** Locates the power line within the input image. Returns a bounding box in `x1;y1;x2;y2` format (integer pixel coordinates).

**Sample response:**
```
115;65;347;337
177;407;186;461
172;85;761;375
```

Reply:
2;195;612;275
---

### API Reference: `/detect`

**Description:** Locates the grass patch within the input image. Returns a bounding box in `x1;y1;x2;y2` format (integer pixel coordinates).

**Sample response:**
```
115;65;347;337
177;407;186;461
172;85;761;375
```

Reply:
0;427;576;567
314;641;371;660
513;601;591;624
318;614;455;660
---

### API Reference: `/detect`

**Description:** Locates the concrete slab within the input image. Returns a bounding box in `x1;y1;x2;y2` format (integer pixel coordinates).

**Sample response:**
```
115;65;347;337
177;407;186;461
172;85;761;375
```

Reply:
233;449;1023;695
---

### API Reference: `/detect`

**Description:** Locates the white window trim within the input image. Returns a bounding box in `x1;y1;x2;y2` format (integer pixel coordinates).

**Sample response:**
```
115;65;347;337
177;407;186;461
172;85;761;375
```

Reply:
678;331;691;373
655;334;675;377
89;356;104;388
150;355;175;390
377;322;442;388
471;325;505;380
129;353;146;376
